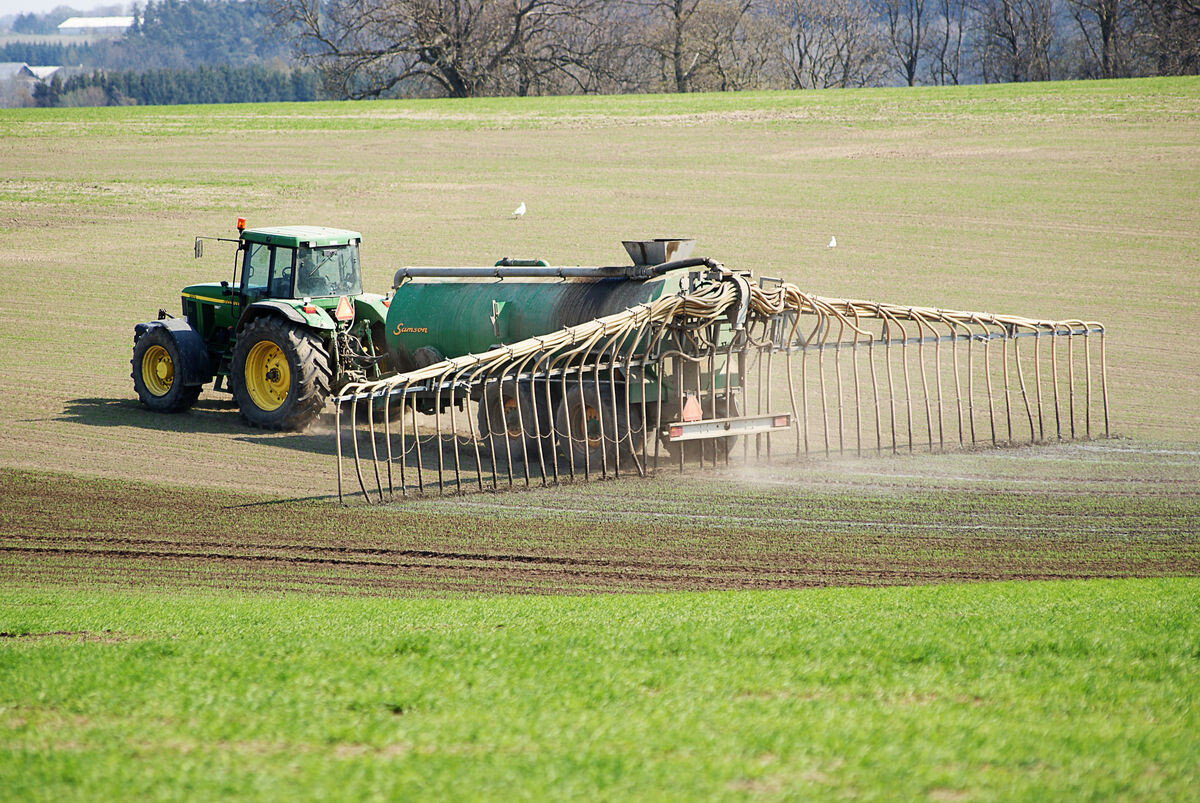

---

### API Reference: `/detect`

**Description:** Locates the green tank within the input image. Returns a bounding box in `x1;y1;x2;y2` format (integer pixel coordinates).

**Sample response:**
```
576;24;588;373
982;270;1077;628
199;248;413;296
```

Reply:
384;264;694;369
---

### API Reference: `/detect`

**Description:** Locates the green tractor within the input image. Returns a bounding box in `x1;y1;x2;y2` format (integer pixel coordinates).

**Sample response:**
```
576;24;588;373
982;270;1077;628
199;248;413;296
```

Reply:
132;220;394;430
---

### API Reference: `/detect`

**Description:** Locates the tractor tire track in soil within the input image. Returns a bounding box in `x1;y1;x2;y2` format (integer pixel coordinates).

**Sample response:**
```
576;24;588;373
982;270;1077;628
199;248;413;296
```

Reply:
4;465;1199;596
3;543;1187;596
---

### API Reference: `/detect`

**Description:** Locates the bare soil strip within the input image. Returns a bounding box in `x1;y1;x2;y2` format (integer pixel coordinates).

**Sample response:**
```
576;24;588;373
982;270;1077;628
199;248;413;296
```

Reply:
2;468;1196;596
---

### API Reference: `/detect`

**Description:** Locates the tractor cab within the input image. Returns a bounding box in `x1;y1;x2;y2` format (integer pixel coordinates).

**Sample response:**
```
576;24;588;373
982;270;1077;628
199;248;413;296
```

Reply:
177;224;367;350
238;225;363;301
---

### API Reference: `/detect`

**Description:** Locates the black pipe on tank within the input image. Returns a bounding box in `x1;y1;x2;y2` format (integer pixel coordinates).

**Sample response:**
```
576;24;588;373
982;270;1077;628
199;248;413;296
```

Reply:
392;257;720;289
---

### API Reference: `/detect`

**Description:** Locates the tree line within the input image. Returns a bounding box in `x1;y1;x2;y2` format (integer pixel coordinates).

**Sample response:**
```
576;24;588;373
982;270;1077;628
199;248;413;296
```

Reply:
33;64;322;106
8;0;311;106
5;0;293;70
276;0;1200;98
0;40;99;66
7;0;1198;107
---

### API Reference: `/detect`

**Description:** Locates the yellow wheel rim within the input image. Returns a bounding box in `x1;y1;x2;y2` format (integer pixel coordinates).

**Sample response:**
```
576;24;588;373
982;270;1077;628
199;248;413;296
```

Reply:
245;341;290;412
141;345;174;397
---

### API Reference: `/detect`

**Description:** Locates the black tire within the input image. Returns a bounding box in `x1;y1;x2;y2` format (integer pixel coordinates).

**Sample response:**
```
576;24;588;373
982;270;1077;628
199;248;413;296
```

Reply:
554;382;636;471
131;327;201;413
477;381;550;466
231;316;331;431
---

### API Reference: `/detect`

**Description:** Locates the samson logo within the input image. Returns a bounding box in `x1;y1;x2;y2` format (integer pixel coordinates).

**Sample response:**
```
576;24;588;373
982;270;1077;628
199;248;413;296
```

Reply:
392;323;429;335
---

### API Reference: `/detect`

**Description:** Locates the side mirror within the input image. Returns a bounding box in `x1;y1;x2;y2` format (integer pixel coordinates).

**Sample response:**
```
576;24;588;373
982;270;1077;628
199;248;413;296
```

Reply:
194;238;203;259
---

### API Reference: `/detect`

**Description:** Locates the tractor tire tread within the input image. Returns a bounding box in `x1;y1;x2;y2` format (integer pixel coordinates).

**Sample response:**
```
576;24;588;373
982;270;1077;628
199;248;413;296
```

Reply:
231;316;331;431
131;327;202;414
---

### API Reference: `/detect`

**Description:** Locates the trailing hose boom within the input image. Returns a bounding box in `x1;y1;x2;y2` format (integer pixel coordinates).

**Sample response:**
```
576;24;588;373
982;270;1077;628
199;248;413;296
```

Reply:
335;242;1107;503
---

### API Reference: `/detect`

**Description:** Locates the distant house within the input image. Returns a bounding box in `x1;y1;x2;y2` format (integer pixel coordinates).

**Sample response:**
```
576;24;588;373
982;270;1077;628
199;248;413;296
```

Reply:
27;66;61;81
0;62;37;82
0;62;39;107
0;63;64;83
56;16;135;35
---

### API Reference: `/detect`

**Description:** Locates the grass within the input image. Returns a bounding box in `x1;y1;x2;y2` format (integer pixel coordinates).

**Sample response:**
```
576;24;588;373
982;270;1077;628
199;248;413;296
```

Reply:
2;578;1197;799
5;77;1198;135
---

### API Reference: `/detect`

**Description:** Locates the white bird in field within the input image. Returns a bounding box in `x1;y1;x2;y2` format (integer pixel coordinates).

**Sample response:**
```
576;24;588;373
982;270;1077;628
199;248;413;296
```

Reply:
512;202;526;219
827;235;837;248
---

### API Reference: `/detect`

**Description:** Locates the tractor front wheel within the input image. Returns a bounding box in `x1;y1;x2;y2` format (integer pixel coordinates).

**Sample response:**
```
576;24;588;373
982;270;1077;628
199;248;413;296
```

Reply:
131;327;201;413
231;316;331;431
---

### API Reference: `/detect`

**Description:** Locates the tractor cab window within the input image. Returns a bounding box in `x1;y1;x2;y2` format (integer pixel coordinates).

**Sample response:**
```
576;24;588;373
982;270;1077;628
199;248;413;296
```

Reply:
295;244;362;298
242;244;295;299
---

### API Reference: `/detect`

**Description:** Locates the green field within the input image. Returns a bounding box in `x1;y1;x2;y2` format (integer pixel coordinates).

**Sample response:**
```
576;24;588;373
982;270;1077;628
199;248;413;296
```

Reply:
3;579;1199;799
2;77;1198;798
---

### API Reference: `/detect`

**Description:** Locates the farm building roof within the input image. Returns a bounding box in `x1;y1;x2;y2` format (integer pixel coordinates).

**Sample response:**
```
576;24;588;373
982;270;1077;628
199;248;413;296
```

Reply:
57;16;135;31
0;62;35;80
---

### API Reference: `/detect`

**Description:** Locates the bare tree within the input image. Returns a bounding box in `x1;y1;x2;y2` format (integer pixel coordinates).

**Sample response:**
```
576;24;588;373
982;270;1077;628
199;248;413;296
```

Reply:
541;3;644;93
969;0;1060;82
879;0;929;84
771;0;888;88
692;1;777;91
925;0;966;82
1067;0;1131;76
274;0;607;99
631;0;708;91
272;0;1194;100
1129;0;1200;75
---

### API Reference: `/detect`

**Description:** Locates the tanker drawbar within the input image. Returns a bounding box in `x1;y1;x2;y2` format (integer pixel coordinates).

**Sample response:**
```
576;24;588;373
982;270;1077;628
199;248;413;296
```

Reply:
334;244;1109;503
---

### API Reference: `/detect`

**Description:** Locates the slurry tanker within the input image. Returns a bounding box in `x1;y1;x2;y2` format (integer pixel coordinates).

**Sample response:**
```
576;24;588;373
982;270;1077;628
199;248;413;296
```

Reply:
133;220;1107;500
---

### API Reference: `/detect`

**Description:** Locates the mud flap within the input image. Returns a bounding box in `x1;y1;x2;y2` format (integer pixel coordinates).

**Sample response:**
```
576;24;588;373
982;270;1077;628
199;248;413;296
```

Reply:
133;319;214;386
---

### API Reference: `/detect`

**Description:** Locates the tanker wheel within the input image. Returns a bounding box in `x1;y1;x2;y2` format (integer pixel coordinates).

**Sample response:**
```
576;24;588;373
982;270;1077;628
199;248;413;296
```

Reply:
231;316;331;431
477;381;550;465
555;383;636;472
131;327;201;413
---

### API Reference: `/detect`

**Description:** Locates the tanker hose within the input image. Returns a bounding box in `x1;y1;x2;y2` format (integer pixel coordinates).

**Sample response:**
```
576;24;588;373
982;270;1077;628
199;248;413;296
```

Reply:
647;257;722;276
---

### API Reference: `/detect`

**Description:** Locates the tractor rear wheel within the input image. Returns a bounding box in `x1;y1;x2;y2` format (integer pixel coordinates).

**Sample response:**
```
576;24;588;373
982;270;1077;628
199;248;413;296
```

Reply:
131;327;201;413
231;316;331;431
